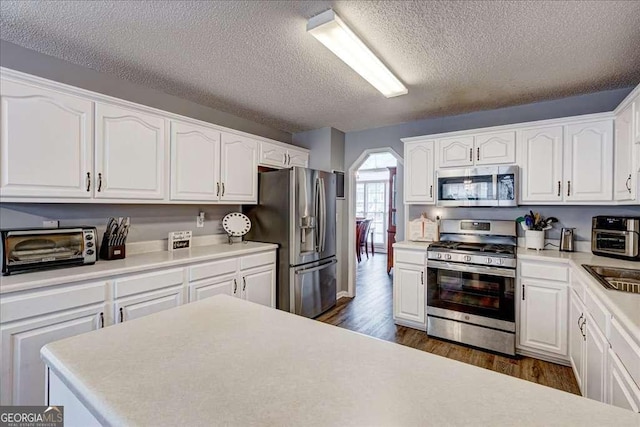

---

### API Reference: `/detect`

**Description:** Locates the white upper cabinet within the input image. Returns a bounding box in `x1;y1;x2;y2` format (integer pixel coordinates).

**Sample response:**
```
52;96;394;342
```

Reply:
220;132;258;202
437;136;474;168
404;140;435;203
170;120;220;201
95;103;166;200
614;104;635;201
564;120;613;202
475;131;516;165
0;78;93;198
259;141;309;169
519;126;564;203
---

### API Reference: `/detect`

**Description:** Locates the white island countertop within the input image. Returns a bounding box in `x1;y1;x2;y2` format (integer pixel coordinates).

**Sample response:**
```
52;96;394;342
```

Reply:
0;241;277;294
42;296;639;426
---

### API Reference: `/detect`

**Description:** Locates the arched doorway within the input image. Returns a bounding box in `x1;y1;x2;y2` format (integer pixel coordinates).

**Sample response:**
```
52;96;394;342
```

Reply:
347;147;403;298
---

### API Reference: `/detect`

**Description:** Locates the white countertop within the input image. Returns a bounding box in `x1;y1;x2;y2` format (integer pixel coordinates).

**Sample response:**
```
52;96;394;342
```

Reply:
0;241;278;295
517;249;640;341
42;295;638;426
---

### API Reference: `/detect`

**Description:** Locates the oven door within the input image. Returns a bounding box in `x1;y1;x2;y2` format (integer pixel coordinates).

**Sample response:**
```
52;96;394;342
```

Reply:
426;260;515;323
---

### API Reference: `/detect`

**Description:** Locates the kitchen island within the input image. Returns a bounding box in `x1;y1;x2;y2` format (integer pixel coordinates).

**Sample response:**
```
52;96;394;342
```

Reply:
42;296;639;426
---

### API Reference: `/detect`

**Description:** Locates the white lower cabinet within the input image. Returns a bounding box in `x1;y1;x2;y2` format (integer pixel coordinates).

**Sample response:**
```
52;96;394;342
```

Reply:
240;266;276;307
519;279;568;357
607;349;640;412
584;312;608;402
569;290;586;393
393;261;425;326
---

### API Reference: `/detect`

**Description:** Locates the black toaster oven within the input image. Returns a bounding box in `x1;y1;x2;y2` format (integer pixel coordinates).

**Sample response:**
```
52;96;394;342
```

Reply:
591;216;640;261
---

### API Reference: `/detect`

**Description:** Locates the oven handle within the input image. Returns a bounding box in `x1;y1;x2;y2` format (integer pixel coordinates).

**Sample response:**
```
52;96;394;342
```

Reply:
428;260;516;278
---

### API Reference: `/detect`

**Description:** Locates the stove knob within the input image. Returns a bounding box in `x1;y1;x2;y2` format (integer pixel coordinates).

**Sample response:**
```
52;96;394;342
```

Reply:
437;253;442;259
445;254;452;260
486;258;492;264
464;255;471;262
495;258;503;265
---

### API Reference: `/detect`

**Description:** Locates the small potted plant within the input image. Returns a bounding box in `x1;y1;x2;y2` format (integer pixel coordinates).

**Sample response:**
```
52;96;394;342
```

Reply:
516;211;558;251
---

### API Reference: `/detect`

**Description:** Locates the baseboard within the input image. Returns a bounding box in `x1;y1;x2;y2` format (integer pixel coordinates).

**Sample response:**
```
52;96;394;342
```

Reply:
516;347;571;366
394;317;427;331
336;291;350;300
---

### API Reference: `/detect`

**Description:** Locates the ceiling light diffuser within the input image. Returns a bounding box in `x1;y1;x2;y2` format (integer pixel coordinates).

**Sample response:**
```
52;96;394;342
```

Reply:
307;9;408;98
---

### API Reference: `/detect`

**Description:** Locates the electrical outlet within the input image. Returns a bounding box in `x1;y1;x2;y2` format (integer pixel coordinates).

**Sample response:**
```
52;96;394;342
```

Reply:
42;220;59;228
196;212;205;228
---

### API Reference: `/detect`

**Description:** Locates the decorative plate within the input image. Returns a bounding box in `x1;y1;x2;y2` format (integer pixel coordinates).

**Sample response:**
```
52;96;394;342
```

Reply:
222;212;251;237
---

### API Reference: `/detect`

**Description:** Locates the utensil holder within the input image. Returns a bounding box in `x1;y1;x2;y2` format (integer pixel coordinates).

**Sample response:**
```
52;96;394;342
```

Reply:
525;230;545;251
99;234;126;260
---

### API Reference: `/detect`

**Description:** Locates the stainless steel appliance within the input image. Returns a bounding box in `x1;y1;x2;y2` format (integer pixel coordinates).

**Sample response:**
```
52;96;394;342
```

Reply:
559;227;575;252
1;227;97;275
436;166;518;207
591;216;640;261
244;167;337;318
426;220;517;356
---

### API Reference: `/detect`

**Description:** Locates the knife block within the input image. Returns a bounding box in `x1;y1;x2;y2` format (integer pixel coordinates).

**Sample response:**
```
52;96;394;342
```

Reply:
99;233;126;260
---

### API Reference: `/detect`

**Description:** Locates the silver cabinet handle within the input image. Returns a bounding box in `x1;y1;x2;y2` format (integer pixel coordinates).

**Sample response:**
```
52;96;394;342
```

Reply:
557;181;561;197
100;312;104;328
86;172;91;192
469;148;473;162
233;279;238;294
119;307;124;323
476;147;480;161
429;185;433;198
626;174;632;193
98;173;103;192
567;181;571;197
242;277;247;291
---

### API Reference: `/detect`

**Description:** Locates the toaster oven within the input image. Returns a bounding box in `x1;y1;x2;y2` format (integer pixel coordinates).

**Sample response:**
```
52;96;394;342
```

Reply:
1;227;97;275
591;216;639;261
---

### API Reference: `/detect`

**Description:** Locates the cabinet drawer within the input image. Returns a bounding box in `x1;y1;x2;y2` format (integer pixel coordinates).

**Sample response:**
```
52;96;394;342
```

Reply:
519;261;569;282
1;282;107;323
610;317;640;388
114;268;184;298
395;249;425;265
240;251;276;271
584;288;610;338
190;258;237;282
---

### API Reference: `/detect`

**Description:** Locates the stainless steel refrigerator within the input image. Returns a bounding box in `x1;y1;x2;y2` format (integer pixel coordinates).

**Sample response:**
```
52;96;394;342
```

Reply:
244;167;337;318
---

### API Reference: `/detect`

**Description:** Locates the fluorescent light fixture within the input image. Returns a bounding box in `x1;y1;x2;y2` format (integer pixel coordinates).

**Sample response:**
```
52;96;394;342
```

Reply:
307;9;408;98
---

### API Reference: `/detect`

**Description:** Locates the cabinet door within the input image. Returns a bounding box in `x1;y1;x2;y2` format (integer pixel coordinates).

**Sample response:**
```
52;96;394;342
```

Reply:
607;349;640;412
404;140;435;203
170;120;220;201
564;120;613;201
189;275;235;302
437;136;474;168
95;103;166;200
614;104;635;201
584;313;608;402
519;279;568;356
241;266;275;308
219;132;258;202
475;131;516;165
0;79;93;198
287;149;309;168
634;98;640;144
259;141;287;168
519;126;564;203
114;286;183;323
393;263;425;324
0;305;106;405
569;291;586;394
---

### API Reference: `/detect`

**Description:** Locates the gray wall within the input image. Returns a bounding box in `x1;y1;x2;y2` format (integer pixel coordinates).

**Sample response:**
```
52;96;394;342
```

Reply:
0;40;292;143
0;204;238;244
408;205;640;243
344;86;635;243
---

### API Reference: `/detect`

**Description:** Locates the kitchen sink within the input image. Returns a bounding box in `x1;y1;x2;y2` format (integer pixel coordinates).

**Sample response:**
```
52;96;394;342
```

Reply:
582;265;640;294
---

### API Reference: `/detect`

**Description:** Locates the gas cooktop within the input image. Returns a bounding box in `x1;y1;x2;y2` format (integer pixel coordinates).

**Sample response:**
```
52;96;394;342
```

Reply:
428;241;516;256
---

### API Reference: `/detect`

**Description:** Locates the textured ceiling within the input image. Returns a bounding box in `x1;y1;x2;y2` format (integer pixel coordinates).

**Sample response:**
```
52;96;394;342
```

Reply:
1;1;639;134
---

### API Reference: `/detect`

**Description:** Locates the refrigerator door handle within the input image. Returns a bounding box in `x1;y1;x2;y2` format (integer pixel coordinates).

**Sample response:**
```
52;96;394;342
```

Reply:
321;177;327;253
315;177;321;252
294;258;337;275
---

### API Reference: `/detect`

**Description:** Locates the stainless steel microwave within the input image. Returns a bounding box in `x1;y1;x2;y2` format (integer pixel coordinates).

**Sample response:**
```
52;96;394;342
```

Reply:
1;227;97;275
436;166;518;207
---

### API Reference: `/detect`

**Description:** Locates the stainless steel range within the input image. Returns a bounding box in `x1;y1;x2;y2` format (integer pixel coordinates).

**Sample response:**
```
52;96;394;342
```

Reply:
426;219;517;356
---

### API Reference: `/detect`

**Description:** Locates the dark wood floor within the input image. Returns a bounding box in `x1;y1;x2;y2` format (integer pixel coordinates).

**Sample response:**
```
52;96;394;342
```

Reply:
317;253;580;395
